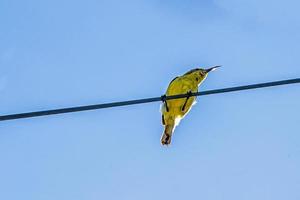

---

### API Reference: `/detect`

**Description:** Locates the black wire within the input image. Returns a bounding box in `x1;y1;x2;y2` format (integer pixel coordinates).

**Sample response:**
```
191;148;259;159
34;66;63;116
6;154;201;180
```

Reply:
1;78;299;122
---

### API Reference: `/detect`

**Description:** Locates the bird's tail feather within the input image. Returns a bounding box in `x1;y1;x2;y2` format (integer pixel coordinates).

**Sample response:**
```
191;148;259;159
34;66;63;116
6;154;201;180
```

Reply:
161;124;175;145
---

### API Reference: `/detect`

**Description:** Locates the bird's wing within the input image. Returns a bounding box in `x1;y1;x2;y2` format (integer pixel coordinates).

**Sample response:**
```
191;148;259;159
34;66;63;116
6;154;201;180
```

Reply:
162;76;179;107
161;76;179;125
168;76;179;88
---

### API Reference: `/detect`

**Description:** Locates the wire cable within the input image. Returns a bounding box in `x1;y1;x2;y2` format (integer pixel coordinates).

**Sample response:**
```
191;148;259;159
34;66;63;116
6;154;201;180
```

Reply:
0;78;299;122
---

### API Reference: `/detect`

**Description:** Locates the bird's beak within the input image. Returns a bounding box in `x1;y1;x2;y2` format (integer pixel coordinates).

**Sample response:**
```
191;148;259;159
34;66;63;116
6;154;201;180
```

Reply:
205;65;221;73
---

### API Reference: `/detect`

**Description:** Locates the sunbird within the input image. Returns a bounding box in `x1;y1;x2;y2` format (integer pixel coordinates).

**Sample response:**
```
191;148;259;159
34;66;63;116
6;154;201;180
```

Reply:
161;66;220;145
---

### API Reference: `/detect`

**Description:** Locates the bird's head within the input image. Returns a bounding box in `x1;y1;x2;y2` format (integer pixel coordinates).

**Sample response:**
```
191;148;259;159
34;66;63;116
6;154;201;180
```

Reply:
184;65;221;84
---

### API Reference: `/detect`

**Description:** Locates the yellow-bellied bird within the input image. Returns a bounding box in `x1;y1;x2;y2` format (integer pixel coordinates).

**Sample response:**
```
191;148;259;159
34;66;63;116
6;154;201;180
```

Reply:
161;66;220;145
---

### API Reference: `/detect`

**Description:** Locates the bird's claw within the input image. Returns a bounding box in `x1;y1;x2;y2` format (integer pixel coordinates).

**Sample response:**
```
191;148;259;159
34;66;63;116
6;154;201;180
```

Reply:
181;91;193;112
161;95;169;112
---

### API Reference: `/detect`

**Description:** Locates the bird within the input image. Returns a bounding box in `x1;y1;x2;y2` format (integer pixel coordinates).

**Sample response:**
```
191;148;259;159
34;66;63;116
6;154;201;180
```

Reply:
160;66;220;145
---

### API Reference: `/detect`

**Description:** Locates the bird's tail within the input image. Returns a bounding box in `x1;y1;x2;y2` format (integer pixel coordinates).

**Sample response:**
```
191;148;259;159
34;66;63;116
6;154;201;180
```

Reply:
161;124;175;145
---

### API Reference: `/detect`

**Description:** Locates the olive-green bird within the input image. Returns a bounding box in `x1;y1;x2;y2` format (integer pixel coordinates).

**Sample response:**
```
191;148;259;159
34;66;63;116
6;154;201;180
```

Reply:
161;66;220;145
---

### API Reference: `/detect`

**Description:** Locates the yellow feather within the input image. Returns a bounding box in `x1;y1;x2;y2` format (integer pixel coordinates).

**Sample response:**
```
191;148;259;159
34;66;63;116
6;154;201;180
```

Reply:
160;68;209;145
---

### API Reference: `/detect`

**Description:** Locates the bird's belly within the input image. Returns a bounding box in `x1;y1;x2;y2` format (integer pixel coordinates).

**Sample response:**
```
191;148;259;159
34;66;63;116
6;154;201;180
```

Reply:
163;78;198;119
167;97;196;112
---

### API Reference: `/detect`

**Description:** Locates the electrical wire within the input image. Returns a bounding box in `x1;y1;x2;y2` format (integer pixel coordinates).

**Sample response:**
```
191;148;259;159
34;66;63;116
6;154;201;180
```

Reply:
0;78;299;122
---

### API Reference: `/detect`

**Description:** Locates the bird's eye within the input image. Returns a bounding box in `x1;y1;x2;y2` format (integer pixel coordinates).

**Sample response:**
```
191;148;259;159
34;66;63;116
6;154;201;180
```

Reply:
196;78;199;81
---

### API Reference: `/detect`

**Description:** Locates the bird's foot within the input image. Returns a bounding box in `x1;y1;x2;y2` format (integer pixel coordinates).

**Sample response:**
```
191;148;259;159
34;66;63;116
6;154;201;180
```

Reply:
161;95;169;112
181;91;193;111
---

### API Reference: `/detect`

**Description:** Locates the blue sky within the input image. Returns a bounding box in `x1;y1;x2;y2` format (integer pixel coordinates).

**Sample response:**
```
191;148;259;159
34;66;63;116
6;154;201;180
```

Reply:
1;0;300;199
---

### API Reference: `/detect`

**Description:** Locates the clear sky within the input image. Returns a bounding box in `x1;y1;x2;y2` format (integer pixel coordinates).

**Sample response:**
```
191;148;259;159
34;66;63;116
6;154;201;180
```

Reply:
1;0;300;199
